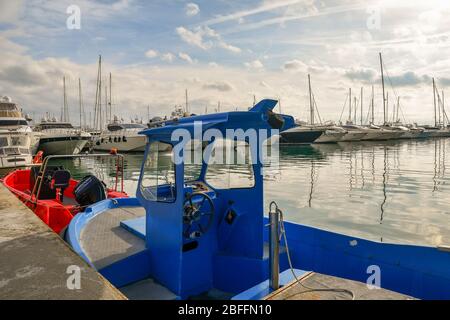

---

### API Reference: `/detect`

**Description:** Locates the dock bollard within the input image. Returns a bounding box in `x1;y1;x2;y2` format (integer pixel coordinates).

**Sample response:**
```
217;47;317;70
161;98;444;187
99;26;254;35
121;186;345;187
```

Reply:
269;203;280;290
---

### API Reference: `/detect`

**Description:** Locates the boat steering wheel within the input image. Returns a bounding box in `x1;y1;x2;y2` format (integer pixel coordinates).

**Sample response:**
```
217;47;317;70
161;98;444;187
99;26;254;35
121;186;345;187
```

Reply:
183;192;214;239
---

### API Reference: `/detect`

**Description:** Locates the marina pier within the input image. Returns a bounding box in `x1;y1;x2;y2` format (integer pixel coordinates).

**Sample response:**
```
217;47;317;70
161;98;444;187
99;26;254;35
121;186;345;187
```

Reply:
0;183;124;300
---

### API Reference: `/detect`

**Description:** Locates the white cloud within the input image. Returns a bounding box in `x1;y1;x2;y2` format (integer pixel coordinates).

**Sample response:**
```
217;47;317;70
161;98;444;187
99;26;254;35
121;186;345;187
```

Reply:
176;25;241;53
203;81;234;92
218;42;242;53
245;60;264;70
282;59;308;72
204;0;305;26
178;52;194;64
176;26;215;50
161;53;175;62
185;3;200;16
145;50;159;58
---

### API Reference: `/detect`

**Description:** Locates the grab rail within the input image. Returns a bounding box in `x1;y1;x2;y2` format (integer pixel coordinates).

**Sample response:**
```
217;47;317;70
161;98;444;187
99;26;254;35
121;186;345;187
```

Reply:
28;153;125;205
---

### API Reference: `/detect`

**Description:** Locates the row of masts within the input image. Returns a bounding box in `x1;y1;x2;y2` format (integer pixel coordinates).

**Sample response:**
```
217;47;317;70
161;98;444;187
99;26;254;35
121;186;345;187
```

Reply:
306;53;449;128
59;56;226;131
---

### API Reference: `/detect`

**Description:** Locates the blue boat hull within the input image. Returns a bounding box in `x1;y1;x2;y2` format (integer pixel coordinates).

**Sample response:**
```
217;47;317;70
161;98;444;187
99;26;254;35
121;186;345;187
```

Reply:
67;198;450;300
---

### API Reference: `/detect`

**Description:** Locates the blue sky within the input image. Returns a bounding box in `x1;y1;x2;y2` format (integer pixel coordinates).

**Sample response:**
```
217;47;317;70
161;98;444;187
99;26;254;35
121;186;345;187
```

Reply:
1;0;450;124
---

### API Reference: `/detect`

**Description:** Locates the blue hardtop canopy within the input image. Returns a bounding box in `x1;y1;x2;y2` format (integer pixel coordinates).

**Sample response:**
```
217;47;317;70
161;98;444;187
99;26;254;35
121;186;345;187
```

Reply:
139;99;281;140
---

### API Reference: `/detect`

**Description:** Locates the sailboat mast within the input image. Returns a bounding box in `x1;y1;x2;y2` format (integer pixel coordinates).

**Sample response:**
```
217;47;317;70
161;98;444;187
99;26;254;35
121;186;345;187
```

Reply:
104;85;108;127
433;78;437;127
371;85;375;124
185;89;189;114
63;76;67;122
93;55;100;130
397;96;400;123
360;87;363;125
308;74;314;125
98;56;102;130
386;92;389;124
78;78;82;129
109;73;112;123
379;52;386;125
349;88;352;123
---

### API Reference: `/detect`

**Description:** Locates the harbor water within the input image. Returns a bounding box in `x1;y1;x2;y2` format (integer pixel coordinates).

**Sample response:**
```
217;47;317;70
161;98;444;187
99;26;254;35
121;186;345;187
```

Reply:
6;137;449;248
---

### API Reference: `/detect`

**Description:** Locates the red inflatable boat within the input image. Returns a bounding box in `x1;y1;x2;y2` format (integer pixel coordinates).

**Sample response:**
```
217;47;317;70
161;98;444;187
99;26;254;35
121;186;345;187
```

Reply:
2;153;128;234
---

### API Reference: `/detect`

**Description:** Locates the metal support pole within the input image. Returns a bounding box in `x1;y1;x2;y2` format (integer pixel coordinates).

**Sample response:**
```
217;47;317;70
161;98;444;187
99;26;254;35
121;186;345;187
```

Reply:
269;208;280;290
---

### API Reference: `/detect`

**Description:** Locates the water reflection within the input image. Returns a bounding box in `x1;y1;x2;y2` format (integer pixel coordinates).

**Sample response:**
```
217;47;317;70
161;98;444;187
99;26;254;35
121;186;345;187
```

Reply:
265;138;450;246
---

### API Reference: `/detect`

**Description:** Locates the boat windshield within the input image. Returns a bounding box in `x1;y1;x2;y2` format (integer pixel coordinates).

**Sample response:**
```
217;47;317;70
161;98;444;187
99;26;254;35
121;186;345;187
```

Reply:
108;123;146;131
38;123;74;130
204;138;255;189
0;119;28;126
140;141;176;202
10;136;28;146
0;137;8;147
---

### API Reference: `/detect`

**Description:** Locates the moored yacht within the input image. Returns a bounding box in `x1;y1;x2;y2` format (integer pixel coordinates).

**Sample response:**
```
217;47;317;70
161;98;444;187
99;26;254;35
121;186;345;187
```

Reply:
93;116;147;152
0;96;40;168
340;123;367;141
279;122;325;144
34;117;90;155
314;125;347;143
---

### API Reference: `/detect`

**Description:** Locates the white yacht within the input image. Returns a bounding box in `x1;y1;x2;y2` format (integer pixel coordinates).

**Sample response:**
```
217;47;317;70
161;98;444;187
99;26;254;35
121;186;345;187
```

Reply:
93;117;147;152
34;117;90;155
0;96;39;168
340;123;368;141
313;124;347;143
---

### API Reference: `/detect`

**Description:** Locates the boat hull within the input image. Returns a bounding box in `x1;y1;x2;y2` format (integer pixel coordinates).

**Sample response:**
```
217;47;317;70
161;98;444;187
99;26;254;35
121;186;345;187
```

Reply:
0;154;32;169
38;136;89;155
1;169;127;234
93;135;147;152
279;128;323;144
340;131;366;142
314;131;346;143
66;198;450;300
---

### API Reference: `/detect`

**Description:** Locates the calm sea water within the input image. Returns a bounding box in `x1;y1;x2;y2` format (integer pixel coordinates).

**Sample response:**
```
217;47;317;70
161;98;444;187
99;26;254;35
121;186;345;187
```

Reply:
14;138;450;247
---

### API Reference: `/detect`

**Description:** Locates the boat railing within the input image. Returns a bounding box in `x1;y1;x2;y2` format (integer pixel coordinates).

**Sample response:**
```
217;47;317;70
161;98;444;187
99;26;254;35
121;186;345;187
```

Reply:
28;153;125;206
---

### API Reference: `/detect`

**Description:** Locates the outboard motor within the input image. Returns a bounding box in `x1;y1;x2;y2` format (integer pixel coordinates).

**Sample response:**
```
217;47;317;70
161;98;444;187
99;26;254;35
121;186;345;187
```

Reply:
73;175;107;207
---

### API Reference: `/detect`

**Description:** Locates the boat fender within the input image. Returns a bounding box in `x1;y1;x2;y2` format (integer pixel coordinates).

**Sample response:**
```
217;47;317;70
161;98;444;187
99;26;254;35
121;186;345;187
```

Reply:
32;151;44;164
123;136;127;142
109;137;112;142
114;137;117;142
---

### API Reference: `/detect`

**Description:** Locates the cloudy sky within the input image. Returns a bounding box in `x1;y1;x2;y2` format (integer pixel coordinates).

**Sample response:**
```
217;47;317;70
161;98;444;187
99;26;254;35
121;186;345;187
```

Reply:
1;0;450;125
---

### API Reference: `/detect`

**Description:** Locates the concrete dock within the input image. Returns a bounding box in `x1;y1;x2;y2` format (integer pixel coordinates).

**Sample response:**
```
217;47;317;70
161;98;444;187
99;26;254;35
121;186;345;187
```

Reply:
0;184;125;300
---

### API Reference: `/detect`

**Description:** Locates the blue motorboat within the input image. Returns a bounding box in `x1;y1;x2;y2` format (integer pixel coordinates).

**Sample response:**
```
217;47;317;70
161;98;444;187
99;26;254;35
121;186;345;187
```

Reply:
66;100;450;300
